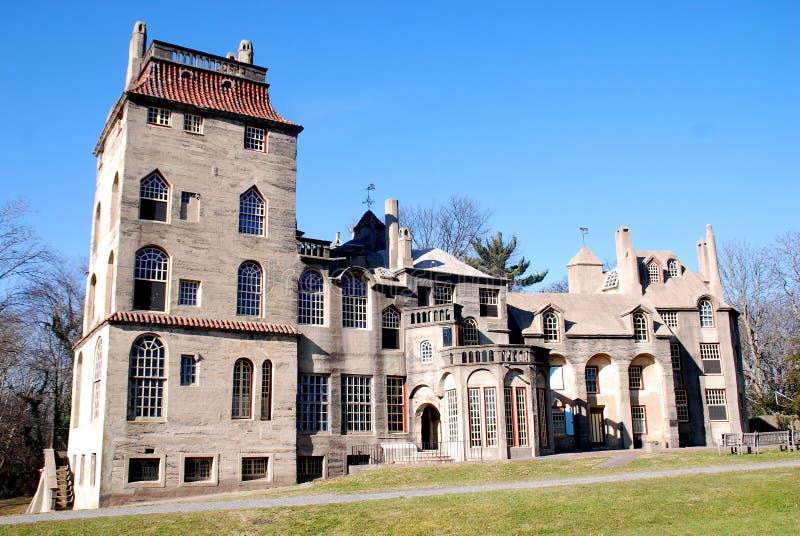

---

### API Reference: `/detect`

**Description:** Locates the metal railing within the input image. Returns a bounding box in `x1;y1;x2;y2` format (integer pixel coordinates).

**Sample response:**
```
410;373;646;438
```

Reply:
348;440;486;465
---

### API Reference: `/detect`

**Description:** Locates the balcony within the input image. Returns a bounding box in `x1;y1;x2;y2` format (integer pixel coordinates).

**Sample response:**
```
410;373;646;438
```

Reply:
297;238;331;259
443;344;536;366
405;304;458;327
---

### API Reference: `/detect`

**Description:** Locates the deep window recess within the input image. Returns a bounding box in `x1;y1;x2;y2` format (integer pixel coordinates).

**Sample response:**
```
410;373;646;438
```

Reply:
241;457;268;481
298;271;324;325
549;365;564;390
463;318;479;346
381;308;400;349
417;286;431;306
139;174;169;222
633;313;648;342
629;366;643;390
386;377;406;433
231;359;253;419
297;375;328;432
133;247;168;311
342;274;367;328
147;107;171;126
342;376;372;433
183;457;212;482
706;389;728;421
236;262;262;316
667;259;680;278
127;335;166;419
479;289;498;317
543;312;559;342
631;406;647;434
260;360;272;421
297;456;323;483
178;280;199;306
675;390;689;422
585;366;599;394
179;354;196;386
700;343;722;374
179;192;199;221
128;458;160;483
433;284;454;305
244;126;265;151
239;188;266;235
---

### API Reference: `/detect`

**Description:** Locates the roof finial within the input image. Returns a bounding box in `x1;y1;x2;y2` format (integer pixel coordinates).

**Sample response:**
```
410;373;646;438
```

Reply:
362;184;376;210
579;227;589;247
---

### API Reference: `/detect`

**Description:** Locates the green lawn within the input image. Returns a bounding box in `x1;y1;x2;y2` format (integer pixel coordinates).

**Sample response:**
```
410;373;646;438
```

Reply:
3;466;798;535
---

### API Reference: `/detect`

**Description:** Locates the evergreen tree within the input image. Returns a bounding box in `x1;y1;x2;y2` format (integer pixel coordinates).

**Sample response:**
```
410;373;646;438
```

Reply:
467;232;547;290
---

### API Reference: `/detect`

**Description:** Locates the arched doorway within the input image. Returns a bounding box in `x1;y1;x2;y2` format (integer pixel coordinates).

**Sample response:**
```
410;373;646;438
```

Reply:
420;405;440;449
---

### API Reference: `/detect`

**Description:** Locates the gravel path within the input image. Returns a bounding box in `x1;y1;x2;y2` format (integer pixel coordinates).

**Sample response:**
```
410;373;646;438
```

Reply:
3;460;799;526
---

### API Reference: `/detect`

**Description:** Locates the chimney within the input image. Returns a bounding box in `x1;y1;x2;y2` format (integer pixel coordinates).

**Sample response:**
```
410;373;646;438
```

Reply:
126;21;147;88
614;226;642;295
399;227;413;269
238;40;254;64
705;224;724;297
696;237;709;282
385;199;399;270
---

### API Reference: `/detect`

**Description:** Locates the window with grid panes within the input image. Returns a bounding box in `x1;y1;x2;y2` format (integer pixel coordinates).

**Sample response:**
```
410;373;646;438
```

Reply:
183;457;212;482
133;247;169;311
515;387;528;446
386;377;405;433
147;106;171;126
91;338;103;421
629;366;643;390
260;361;272;421
671;342;683;387
139;174;169;221
631;406;647;434
298;271;324;325
128;458;160;482
342;274;367;328
468;388;482;447
381;308;400;349
699;300;714;327
446;389;459;442
537;388;548;447
504;387;514;445
463;318;479;346
484;388;498;447
633;312;648;342
705;389;728;421
236;262;262;316
603;270;618;289
552;407;566;436
479;289;498;317
433;284;453;305
178;280;199;306
647;261;661;284
241;457;268;481
675;390;689;422
183;113;202;134
231;359;253;419
179;355;196;386
127;335;165;419
244;126;265;151
420;340;433;364
668;259;680;277
662;311;678;328
297;456;323;483
700;343;722;374
238;188;265;235
585;366;599;394
342;376;372;432
297;375;328;432
543;312;559;342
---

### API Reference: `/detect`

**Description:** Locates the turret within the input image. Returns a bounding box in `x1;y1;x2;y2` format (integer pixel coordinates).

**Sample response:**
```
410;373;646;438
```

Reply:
125;21;147;88
238;40;254;64
566;247;603;294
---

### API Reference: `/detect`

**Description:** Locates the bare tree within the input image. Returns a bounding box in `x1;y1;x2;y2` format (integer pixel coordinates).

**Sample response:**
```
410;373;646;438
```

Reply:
775;231;800;323
402;196;492;259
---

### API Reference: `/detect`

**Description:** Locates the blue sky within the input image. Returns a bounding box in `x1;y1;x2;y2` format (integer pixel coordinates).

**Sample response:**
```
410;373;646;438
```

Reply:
0;1;797;284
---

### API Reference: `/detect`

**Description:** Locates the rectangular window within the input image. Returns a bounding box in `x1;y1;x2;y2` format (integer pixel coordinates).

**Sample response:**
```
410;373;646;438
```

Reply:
90;453;97;486
442;326;453;348
479;289;499;317
662;311;678;328
342;376;372;433
244;126;265;151
631;406;647;434
91;380;101;421
183;113;203;134
179;355;197;386
515;387;528;447
706;389;728;421
585;366;598;394
670;343;681;370
417;286;431;306
700;343;722;374
552;408;566;436
342;295;367;329
629;366;643;390
675;389;689;422
549;365;564;390
297;375;328;432
504;387;514;445
446;389;459;442
178;280;200;306
537;388;548;447
297;456;324;483
433;284;454;305
484;387;498;447
386;377;406;433
180;192;200;222
241;457;268;481
468;388;482;447
184;457;213;482
128;458;159;483
147;107;171;126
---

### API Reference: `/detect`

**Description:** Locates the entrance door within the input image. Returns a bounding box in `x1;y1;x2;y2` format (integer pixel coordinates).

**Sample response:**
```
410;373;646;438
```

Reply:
421;406;440;449
590;407;605;446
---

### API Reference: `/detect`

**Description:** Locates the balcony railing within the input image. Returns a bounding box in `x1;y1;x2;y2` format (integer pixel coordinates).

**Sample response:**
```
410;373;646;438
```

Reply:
297;239;330;259
405;304;457;327
444;344;534;365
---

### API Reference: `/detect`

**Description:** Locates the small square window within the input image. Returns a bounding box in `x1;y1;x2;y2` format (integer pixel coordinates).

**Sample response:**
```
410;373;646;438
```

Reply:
180;355;197;386
178;280;200;306
241;457;268;481
183;113;203;134
662;311;678;328
479;289;499;317
244;126;265;151
147;107;171;127
128;458;160;483
183;457;213;482
433;284;453;305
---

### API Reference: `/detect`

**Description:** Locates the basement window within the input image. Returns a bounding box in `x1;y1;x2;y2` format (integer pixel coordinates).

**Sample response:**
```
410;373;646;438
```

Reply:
128;458;160;483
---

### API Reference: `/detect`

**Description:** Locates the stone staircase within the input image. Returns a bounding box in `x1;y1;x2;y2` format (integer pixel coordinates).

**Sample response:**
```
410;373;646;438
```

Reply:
54;462;74;510
381;442;455;464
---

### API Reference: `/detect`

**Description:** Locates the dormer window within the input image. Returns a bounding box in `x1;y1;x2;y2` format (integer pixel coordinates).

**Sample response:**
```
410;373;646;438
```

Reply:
667;259;680;278
699;299;714;327
647;261;662;285
633;312;648;342
543;311;560;342
603;270;618;289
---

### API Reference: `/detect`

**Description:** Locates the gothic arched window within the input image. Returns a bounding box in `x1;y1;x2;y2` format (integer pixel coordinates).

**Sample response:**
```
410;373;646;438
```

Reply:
237;262;262;316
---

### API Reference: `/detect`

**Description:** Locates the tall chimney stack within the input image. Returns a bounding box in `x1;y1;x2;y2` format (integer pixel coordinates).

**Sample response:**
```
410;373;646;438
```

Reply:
385;199;399;270
126;21;147;88
238;40;254;64
705;224;724;297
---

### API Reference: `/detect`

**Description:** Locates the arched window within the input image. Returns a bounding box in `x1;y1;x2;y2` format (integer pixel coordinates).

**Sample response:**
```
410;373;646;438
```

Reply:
105;251;115;316
543;311;559;342
128;335;166;419
667;259;680;278
260;360;272;421
110;174;120;224
342;273;367;328
633;312;648;342
91;338;103;421
699;299;714;327
647;261;661;284
92;203;101;255
298;270;324;325
463;318;479;346
133;247;169;311
87;274;97;325
238;188;265;236
139;173;169;222
237;262;262;316
382;308;400;349
603;270;618;289
232;359;253;419
73;353;83;427
420;340;433;364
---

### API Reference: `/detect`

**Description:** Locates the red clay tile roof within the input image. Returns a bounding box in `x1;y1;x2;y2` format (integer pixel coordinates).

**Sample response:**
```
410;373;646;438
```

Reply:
108;311;300;336
128;60;300;129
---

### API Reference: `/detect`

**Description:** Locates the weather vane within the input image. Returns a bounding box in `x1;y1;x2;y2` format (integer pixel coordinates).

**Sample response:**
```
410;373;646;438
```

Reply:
579;227;589;247
362;184;376;209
